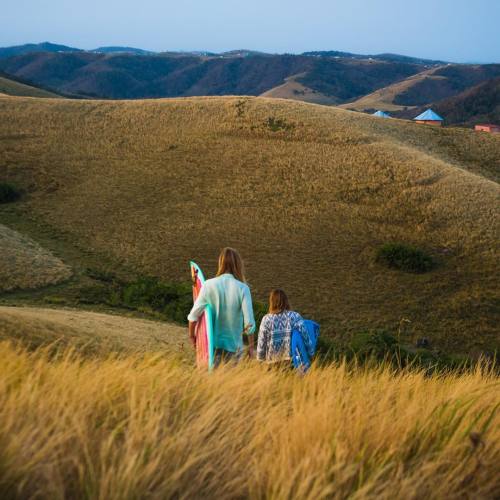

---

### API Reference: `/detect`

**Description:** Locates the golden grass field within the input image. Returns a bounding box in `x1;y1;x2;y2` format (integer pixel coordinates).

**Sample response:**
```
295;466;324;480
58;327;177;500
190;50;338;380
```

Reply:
0;341;498;499
0;223;71;291
0;306;189;355
0;94;499;353
0;76;61;98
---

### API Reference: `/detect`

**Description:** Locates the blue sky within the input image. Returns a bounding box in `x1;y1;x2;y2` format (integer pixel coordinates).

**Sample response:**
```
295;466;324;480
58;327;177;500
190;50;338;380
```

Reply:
2;0;499;62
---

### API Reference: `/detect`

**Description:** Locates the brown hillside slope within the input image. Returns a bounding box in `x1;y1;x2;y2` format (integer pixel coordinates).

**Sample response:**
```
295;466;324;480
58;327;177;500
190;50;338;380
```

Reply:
0;75;61;98
0;95;499;352
0;306;188;355
339;66;444;112
394;77;500;127
261;73;339;106
0;223;71;291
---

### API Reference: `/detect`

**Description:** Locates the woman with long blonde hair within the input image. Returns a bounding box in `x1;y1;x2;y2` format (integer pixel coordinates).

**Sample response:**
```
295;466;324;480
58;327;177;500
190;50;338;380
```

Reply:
188;248;255;366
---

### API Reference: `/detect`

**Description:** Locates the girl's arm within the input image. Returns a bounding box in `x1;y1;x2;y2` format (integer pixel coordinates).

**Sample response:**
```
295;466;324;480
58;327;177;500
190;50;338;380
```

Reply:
256;316;269;361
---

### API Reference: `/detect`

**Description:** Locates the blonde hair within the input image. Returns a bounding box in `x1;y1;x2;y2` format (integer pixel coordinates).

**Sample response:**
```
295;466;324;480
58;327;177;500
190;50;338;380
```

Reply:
216;247;246;282
268;289;291;314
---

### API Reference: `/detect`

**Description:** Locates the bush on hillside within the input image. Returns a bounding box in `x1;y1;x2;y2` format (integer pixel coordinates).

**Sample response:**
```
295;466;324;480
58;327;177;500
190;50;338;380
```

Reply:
0;182;21;203
349;330;399;360
78;273;269;329
116;278;192;324
376;243;435;273
265;116;293;132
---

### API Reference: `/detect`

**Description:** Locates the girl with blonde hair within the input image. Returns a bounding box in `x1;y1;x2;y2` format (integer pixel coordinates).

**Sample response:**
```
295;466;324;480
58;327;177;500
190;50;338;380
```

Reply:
188;248;255;366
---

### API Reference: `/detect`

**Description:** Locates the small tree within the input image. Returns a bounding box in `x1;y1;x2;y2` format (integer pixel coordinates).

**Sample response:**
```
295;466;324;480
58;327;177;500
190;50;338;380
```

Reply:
0;183;21;204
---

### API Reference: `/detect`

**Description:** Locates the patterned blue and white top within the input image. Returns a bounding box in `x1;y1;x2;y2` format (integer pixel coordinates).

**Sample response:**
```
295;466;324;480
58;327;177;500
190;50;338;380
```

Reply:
257;310;313;362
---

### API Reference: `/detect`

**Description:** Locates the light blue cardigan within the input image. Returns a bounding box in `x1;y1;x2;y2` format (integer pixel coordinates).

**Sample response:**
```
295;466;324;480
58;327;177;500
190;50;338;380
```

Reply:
188;273;255;352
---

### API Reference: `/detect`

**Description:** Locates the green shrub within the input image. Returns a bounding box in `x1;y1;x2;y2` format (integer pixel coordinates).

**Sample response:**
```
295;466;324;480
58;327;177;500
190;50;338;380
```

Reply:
349;330;399;360
78;284;112;305
265;116;293;132
253;301;267;330
119;278;192;324
376;243;435;273
0;183;21;203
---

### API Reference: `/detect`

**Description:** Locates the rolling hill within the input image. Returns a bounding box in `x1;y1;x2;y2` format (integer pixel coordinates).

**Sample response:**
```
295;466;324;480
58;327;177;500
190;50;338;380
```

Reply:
92;46;155;55
0;95;498;354
0;41;81;59
0;306;188;354
260;73;339;105
0;73;61;98
0;223;71;291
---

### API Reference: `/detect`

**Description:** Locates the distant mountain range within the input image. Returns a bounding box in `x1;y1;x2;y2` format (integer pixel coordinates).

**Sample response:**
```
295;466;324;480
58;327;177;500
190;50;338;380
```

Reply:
0;42;82;59
0;42;498;126
0;42;451;64
301;50;447;66
0;49;423;101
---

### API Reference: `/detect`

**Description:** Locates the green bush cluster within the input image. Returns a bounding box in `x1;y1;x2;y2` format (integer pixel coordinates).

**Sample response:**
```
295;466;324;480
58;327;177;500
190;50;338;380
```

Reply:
79;271;268;328
376;243;435;273
118;278;192;324
265;116;293;132
0;183;21;204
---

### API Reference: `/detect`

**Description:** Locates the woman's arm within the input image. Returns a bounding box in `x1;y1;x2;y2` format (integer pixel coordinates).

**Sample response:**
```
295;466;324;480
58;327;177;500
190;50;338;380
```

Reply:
241;285;256;336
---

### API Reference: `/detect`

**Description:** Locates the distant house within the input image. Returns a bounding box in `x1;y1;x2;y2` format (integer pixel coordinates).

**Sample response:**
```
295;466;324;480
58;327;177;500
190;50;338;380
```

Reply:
413;109;444;126
475;124;500;133
373;110;391;118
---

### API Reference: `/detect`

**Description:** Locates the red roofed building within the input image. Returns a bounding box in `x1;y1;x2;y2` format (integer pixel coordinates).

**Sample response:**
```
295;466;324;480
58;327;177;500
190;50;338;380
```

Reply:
475;124;500;133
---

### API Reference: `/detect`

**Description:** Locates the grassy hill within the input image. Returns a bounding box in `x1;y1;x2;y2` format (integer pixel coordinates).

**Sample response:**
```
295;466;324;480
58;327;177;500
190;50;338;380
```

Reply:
0;223;71;291
0;306;188;355
260;73;339;105
0;95;498;354
0;74;61;98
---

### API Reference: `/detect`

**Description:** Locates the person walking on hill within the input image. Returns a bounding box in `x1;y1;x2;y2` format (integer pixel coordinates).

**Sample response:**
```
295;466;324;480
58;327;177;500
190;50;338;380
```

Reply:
257;289;313;366
188;247;255;366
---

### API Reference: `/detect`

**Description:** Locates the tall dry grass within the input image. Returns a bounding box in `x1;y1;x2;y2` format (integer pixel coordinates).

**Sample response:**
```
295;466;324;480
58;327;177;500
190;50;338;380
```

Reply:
0;341;498;499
